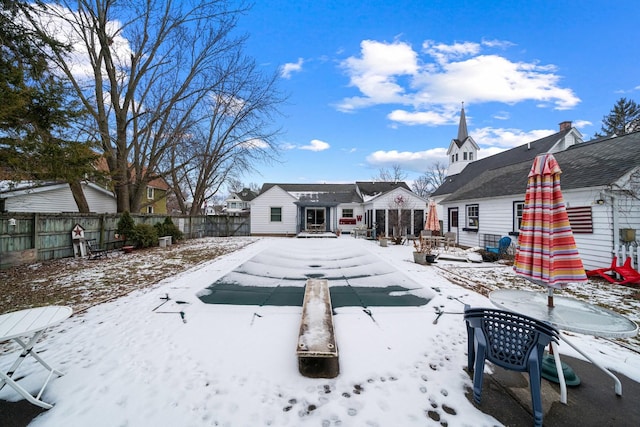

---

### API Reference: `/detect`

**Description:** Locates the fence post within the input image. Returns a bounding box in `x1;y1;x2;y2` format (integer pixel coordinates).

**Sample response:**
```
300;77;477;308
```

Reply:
33;213;39;259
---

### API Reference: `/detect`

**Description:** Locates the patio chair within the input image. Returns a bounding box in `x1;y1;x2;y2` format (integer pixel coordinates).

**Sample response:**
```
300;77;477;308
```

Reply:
586;256;640;286
486;236;512;257
444;232;457;250
86;239;107;260
464;305;559;427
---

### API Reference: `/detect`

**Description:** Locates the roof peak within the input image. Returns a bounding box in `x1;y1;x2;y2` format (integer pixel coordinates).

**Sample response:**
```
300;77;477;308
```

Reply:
457;103;468;142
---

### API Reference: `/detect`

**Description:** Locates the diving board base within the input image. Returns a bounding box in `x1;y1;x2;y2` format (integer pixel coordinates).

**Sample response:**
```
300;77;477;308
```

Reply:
297;279;339;378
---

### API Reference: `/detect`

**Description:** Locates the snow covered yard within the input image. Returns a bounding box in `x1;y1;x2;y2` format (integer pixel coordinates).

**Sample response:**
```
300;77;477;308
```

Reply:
1;236;640;426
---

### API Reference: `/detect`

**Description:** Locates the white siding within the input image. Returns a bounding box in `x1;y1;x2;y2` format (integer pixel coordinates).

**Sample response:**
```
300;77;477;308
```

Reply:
4;183;116;213
441;184;639;271
443;196;516;249
337;203;365;233
368;188;428;236
250;186;298;235
82;183;117;213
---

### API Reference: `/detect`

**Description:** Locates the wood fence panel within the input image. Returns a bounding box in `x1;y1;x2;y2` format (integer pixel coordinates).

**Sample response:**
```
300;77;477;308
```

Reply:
0;212;250;269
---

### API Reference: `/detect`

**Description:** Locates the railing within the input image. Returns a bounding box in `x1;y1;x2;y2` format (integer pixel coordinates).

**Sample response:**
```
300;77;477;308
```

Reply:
615;243;640;270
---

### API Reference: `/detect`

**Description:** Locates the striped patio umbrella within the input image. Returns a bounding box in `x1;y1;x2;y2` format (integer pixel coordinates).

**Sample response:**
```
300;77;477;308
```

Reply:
514;153;587;307
425;200;440;232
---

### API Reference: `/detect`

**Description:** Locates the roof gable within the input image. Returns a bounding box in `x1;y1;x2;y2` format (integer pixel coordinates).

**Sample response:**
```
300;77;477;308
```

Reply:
433;127;574;198
442;131;640;202
258;183;363;204
355;181;411;198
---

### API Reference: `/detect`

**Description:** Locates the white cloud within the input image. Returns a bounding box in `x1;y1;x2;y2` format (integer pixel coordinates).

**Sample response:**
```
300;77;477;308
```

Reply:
281;58;304;79
493;111;510;120
572;119;592;128
299;139;330;151
241;138;269;149
472;127;555;149
366;147;448;172
364;124;563;171
337;40;418;111
386;109;452;126
338;38;580;120
32;4;132;82
279;142;297;150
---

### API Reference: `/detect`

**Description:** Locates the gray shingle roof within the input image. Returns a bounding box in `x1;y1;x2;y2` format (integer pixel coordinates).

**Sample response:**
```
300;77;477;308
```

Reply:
432;128;572;198
260;183;363;203
355;181;411;197
259;181;412;204
443;131;640;202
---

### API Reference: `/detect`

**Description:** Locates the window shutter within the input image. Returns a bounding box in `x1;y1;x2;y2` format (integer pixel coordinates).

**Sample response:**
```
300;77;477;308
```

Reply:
566;206;593;233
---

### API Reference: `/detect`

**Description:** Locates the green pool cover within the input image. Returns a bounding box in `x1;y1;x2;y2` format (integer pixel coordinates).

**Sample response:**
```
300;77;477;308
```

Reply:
198;282;429;308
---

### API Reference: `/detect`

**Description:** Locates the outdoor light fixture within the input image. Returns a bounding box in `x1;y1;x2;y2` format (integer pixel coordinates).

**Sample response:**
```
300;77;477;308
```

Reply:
596;199;605;205
8;218;16;227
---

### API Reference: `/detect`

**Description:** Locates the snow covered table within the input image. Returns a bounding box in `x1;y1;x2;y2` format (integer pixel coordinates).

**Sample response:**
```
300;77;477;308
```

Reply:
297;279;339;378
0;305;73;409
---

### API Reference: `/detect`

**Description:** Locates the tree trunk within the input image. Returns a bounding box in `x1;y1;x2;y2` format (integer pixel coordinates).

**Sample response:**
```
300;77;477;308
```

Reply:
69;181;91;213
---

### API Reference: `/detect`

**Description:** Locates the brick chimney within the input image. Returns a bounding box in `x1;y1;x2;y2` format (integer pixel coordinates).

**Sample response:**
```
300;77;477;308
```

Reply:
559;121;572;131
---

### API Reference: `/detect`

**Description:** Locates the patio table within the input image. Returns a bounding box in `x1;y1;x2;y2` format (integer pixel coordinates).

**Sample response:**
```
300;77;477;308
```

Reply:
0;305;73;409
489;289;638;403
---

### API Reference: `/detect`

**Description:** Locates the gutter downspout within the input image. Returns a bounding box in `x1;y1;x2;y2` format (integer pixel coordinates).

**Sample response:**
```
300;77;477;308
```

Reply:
611;194;619;265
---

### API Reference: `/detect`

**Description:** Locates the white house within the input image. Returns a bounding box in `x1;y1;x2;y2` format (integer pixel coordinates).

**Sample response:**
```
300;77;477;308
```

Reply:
0;181;117;213
250;182;429;237
223;188;258;214
432;124;640;271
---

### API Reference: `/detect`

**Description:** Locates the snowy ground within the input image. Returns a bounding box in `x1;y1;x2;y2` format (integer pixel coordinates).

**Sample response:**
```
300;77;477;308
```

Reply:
2;236;640;426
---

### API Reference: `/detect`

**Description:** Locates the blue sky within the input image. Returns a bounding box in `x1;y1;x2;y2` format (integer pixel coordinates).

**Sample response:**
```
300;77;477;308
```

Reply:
233;0;640;187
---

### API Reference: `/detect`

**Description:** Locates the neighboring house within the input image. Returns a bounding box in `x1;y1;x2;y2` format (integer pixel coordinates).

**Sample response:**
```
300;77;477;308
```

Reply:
0;181;116;213
141;176;170;214
224;188;258;214
94;157;170;214
432;121;640;271
250;182;429;237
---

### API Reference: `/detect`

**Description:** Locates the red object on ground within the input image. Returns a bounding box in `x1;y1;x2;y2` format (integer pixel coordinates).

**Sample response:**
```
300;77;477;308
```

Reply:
586;256;640;286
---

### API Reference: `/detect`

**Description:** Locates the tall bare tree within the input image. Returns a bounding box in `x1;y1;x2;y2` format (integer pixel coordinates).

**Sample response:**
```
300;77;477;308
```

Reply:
166;53;282;215
29;0;280;213
373;164;407;182
412;161;447;197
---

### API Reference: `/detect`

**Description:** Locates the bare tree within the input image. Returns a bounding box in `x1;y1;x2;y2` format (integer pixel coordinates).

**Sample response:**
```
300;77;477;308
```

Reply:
412;161;447;197
165;56;283;215
30;0;280;213
373;164;407;182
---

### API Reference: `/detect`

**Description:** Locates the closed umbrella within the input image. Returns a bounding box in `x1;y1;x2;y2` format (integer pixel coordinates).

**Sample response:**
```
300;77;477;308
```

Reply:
514;153;587;307
425;200;440;233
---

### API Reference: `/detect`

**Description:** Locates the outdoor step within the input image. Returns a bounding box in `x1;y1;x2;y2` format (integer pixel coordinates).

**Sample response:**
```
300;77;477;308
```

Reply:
297;278;339;378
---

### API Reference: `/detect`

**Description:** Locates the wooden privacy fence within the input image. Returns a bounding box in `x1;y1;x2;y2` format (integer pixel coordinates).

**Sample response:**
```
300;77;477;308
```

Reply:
0;213;250;269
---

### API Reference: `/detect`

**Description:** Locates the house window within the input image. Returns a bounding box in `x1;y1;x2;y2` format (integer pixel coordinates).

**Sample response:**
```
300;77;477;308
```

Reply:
566;206;593;233
514;201;525;232
463;152;468;160
469;152;473;161
342;208;353;218
146;205;154;214
455;153;459;161
451;155;455;163
466;204;479;229
147;187;154;199
270;207;282;222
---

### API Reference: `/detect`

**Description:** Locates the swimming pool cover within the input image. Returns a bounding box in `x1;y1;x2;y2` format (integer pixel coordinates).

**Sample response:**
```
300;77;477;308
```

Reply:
198;282;429;308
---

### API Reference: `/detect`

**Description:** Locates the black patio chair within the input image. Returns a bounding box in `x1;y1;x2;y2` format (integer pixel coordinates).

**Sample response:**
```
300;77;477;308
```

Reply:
464;305;559;427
